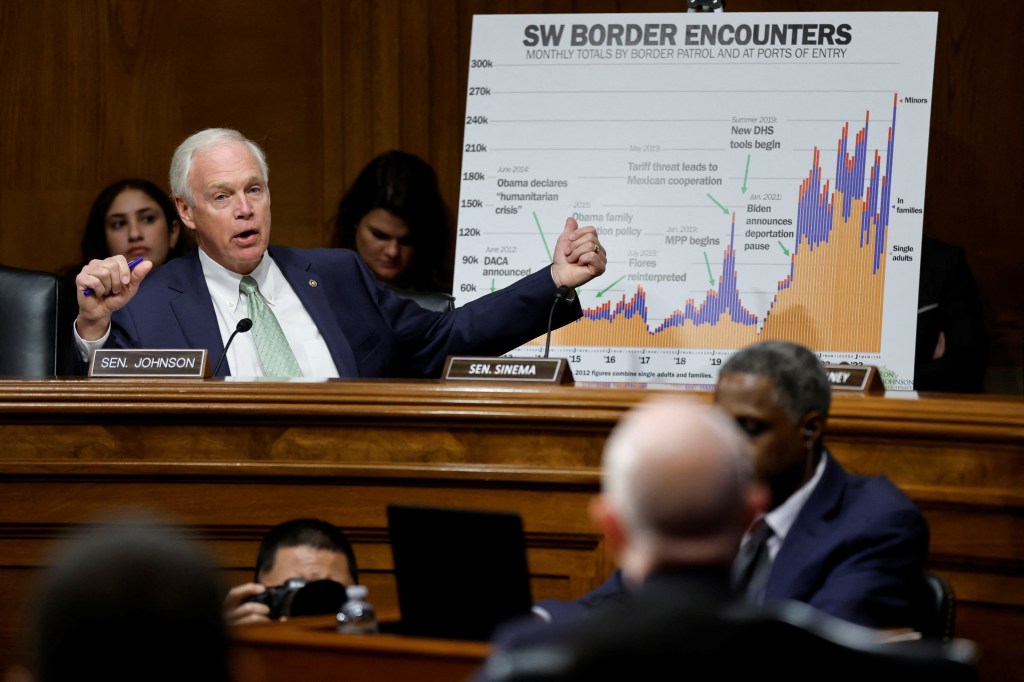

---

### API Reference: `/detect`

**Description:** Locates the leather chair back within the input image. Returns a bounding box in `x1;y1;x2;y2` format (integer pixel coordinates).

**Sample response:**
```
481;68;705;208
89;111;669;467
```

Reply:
921;570;957;641
390;288;455;312
485;599;978;682
0;264;74;376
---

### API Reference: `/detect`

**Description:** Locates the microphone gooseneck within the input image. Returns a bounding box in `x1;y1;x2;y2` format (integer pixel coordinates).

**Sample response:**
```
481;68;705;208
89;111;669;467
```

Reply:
213;318;253;377
544;286;571;359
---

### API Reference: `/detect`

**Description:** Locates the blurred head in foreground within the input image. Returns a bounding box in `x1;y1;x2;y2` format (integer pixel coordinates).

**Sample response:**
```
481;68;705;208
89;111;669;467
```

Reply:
24;519;230;682
592;397;768;586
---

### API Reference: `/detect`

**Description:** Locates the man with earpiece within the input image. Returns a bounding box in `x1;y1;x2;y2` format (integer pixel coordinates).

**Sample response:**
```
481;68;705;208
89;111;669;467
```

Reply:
533;341;929;631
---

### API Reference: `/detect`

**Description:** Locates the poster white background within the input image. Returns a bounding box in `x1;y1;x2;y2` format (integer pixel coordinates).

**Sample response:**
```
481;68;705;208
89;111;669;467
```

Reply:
453;13;937;388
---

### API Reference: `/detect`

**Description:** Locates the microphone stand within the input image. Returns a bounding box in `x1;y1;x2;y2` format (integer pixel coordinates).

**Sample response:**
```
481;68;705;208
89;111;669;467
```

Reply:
213;318;253;376
544;286;570;359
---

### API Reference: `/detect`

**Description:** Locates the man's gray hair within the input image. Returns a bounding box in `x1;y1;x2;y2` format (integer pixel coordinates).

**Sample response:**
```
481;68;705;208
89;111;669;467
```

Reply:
718;341;831;423
169;128;269;206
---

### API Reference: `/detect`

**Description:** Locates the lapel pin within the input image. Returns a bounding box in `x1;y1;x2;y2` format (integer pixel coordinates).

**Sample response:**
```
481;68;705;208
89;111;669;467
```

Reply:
309;279;318;288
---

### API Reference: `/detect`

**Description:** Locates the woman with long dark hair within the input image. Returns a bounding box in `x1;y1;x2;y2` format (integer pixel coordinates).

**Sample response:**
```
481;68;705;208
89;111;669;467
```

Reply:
332;151;452;292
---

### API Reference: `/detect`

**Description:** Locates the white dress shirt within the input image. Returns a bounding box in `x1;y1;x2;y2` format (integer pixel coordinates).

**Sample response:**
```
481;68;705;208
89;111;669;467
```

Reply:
742;452;828;563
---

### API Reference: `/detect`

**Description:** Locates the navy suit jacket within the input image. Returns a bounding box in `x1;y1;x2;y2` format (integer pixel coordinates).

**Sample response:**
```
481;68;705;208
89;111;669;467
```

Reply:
484;567;737;679
101;247;581;378
484;566;968;682
763;451;929;627
538;455;929;629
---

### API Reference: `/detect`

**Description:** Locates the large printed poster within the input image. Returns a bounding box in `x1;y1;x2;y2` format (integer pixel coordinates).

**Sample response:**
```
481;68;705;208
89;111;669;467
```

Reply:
453;13;937;388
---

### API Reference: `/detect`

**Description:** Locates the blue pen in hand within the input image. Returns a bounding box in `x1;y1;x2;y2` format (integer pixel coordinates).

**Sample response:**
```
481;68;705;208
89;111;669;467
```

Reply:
83;256;145;296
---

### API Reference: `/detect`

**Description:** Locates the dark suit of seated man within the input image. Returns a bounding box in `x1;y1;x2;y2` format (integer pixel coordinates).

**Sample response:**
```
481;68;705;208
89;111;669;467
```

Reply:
71;128;608;378
491;596;976;681
536;341;929;630
483;399;970;682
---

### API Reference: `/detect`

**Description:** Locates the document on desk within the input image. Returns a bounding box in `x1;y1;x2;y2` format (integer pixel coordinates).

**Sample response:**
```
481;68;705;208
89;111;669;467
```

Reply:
453;12;937;389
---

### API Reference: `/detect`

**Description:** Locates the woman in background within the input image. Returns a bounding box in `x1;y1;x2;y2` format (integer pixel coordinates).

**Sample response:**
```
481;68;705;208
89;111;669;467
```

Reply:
332;151;452;293
79;178;184;269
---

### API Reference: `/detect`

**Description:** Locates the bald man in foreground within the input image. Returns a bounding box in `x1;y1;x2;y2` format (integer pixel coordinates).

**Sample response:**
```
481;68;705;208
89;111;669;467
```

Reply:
481;398;770;677
588;399;767;597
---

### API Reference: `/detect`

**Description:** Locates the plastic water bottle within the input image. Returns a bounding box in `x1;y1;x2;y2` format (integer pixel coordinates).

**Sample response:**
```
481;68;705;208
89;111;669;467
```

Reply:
336;584;379;634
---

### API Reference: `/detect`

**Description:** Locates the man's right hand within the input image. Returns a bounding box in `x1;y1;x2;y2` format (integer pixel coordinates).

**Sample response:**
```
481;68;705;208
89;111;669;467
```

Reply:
223;582;271;625
74;256;153;340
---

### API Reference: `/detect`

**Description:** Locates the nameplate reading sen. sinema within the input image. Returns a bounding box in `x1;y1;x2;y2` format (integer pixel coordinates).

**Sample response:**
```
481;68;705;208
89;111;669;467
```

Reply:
823;364;884;392
443;356;574;385
89;349;210;378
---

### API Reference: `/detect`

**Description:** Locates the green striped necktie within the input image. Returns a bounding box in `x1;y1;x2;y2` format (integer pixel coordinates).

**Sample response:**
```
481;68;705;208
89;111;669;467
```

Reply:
239;275;303;378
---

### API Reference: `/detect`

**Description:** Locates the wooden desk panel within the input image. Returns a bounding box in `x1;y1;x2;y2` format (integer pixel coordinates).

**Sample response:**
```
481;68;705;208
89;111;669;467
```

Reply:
232;615;489;682
0;379;1021;679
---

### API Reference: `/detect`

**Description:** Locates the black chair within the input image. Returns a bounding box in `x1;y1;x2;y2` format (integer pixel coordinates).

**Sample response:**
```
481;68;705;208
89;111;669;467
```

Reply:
486;599;978;682
0;264;75;377
921;570;957;642
765;599;977;680
390;288;455;312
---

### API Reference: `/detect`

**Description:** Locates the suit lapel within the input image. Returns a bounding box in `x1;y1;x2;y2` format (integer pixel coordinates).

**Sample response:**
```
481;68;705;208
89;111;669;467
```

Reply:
270;246;358;376
764;454;847;597
166;251;233;377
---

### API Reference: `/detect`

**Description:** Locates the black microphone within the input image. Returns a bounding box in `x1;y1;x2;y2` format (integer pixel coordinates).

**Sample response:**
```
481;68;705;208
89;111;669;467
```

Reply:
212;318;253;377
543;286;571;359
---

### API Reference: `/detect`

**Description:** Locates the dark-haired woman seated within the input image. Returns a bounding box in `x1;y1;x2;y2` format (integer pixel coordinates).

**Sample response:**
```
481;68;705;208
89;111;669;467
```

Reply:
332;151;452;293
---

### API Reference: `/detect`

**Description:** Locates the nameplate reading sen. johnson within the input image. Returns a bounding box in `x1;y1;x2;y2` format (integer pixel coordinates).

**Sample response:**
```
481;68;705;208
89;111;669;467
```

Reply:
89;349;210;378
443;356;574;385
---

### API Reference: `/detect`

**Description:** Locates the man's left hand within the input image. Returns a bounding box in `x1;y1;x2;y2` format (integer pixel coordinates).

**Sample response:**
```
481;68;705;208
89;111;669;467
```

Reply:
551;217;607;290
223;582;270;625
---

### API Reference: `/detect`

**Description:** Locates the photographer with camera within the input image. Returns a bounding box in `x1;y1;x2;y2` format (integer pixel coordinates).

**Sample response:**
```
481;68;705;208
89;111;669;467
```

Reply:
224;518;358;625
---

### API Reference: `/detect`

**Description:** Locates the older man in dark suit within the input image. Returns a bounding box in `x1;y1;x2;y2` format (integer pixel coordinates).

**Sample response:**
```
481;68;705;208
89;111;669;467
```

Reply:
72;128;607;377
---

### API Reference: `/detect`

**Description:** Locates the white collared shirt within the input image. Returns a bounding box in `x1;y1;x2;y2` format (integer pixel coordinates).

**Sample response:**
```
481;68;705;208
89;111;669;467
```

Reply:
199;249;339;378
742;452;828;563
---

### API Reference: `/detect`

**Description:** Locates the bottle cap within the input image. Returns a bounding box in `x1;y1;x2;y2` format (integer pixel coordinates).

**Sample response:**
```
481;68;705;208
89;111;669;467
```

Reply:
346;584;368;600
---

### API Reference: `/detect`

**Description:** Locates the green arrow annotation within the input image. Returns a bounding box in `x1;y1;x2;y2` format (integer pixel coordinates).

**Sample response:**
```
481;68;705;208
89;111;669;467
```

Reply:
703;252;715;286
707;193;729;215
596;274;626;298
533;211;554;263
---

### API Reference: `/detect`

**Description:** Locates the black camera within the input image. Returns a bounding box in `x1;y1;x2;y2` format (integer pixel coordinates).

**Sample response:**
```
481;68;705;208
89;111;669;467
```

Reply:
245;578;348;620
